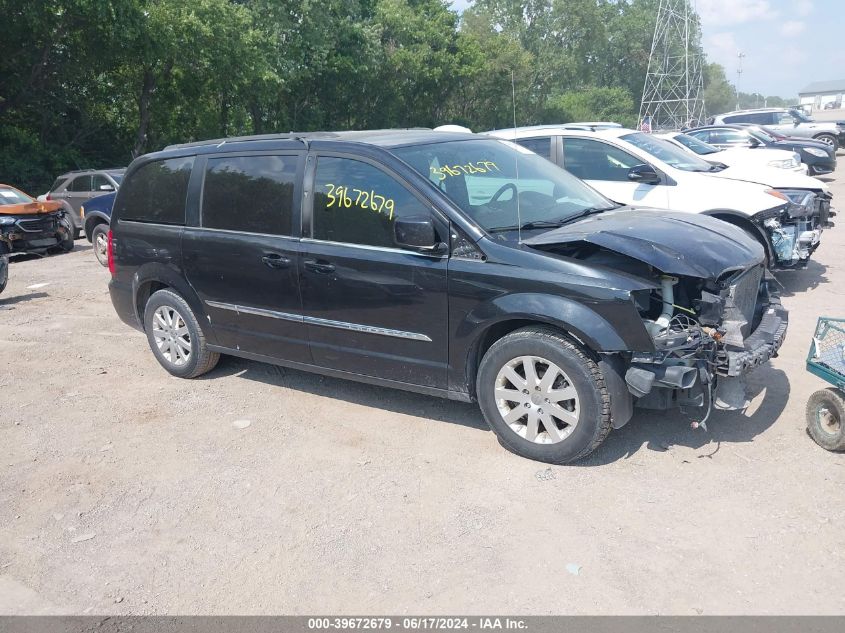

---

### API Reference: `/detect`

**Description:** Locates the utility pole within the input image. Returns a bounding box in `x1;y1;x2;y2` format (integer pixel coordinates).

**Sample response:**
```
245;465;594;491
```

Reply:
639;0;706;130
736;52;745;110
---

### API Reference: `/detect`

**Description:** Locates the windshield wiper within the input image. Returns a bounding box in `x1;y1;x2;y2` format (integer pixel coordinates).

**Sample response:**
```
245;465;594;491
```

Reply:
488;218;568;233
487;205;619;233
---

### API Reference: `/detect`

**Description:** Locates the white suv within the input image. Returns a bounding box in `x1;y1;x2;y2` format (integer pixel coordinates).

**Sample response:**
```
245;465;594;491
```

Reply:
485;126;832;269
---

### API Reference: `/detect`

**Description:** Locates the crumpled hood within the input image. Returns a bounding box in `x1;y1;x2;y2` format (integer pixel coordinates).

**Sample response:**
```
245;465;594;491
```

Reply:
0;200;62;216
524;207;765;279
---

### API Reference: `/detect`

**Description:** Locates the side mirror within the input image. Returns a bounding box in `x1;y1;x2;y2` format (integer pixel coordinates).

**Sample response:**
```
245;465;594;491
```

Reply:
748;137;761;148
627;164;661;185
99;184;114;191
394;215;447;254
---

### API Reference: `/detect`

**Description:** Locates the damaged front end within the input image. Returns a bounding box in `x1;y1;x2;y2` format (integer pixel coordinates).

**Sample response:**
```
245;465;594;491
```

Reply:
627;263;787;417
523;208;790;427
754;191;834;269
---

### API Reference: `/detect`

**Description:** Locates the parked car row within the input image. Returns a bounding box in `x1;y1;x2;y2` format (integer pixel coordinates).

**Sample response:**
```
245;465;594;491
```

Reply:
486;125;833;270
683;124;837;176
708;107;844;150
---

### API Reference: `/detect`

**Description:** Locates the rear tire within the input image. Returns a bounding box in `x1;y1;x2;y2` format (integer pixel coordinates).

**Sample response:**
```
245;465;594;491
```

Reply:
91;224;109;267
143;289;219;378
806;388;845;451
476;326;611;464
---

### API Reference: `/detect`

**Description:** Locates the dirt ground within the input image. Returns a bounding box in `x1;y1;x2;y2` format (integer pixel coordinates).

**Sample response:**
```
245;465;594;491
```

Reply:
1;159;844;616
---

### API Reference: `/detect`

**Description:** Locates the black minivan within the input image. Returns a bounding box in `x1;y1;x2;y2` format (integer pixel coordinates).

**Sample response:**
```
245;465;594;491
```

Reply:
108;130;787;463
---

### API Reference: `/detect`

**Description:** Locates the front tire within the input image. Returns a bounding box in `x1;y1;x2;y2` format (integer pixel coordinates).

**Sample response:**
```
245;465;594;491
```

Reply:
91;224;109;267
814;134;838;151
806;388;845;451
143;289;219;378
476;326;611;464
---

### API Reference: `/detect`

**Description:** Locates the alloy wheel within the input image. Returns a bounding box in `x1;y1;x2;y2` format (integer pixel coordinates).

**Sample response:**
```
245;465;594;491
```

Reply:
151;305;192;366
494;355;580;444
94;231;108;265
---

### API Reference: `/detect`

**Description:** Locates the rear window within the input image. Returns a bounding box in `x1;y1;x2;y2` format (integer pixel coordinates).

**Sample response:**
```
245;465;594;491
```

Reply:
49;177;65;192
115;157;193;225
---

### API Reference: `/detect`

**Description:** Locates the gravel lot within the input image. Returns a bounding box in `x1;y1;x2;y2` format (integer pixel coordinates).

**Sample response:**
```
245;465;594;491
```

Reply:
1;158;844;616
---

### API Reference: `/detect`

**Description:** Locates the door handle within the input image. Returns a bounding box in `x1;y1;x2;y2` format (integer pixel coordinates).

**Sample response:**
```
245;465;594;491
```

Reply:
304;259;335;274
261;253;291;269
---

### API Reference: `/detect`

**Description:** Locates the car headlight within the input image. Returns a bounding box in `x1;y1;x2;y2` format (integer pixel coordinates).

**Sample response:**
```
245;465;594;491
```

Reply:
0;217;16;226
776;189;816;207
767;159;797;169
806;147;828;157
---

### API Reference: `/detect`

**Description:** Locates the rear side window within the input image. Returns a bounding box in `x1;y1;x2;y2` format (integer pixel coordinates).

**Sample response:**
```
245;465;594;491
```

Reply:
116;157;193;225
202;155;297;235
562;138;642;181
67;175;92;192
516;137;553;160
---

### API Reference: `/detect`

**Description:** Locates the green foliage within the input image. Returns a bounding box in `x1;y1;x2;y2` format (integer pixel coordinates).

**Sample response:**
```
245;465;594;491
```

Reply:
0;0;793;193
544;87;637;128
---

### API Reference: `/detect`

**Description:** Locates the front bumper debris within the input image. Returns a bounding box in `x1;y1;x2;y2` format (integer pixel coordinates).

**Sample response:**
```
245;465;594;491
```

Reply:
0;213;65;253
755;193;834;269
624;264;787;411
718;299;788;377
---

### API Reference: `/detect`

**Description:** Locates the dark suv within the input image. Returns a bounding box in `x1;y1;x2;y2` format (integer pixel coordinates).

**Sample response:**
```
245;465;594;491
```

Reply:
108;131;787;463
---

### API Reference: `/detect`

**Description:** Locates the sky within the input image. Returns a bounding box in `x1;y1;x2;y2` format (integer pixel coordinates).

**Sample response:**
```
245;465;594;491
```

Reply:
696;0;843;97
448;0;844;98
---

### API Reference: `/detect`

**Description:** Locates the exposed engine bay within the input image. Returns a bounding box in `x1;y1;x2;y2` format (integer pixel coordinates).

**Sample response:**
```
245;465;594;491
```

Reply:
755;191;834;268
531;240;788;426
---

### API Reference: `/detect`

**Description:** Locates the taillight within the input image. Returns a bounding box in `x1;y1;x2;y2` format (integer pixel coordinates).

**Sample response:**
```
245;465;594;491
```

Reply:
46;193;51;200
107;229;115;276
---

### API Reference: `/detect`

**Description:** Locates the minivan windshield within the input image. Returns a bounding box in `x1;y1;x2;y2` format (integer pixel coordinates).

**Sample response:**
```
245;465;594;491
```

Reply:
620;132;715;172
393;138;617;233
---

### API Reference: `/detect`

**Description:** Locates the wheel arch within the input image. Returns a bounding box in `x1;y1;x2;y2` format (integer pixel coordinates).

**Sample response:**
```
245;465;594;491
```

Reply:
131;265;212;339
83;213;110;242
455;293;643;400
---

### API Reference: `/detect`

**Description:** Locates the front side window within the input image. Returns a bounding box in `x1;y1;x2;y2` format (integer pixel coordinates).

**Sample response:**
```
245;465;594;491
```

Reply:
116;156;194;225
67;176;92;192
621;132;714;171
777;112;795;125
312;156;432;248
562;137;643;181
394;138;615;233
91;174;115;191
516;137;553;160
202;155;297;235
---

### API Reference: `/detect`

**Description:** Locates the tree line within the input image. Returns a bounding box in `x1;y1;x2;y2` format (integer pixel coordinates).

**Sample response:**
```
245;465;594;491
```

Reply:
1;0;789;193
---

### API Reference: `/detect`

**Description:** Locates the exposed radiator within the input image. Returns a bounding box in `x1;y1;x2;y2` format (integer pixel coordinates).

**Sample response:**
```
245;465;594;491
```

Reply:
729;264;763;337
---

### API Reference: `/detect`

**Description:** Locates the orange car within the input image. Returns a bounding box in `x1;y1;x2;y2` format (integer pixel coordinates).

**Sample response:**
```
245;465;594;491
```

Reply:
0;184;74;254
